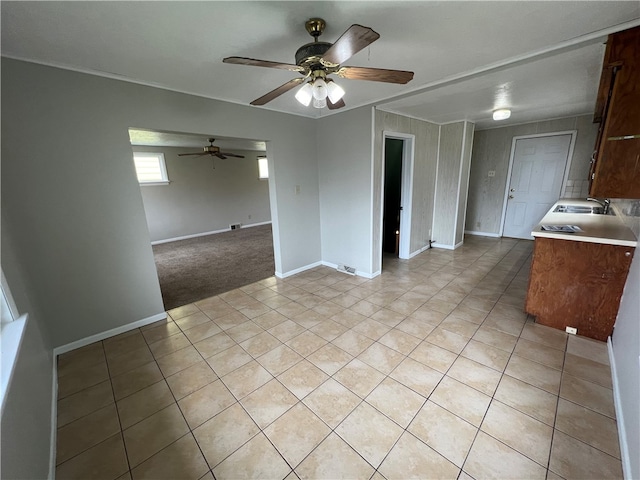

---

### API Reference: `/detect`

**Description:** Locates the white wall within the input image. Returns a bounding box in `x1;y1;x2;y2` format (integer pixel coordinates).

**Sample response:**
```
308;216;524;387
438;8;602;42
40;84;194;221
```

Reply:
134;146;271;242
466;115;598;235
317;107;374;275
1;58;320;348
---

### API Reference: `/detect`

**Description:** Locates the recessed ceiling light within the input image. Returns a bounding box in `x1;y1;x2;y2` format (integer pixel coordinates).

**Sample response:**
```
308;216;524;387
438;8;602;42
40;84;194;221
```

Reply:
493;109;511;121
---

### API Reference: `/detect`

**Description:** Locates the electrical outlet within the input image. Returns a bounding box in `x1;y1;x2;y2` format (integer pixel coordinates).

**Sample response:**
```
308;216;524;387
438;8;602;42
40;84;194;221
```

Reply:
565;326;577;335
488;170;496;177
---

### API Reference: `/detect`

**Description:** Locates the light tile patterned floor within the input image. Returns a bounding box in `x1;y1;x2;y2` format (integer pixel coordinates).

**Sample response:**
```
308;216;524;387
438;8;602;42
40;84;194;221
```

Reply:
55;236;623;479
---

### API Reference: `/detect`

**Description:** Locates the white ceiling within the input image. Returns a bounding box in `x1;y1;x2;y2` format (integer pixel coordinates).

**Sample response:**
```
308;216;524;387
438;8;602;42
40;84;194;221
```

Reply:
2;2;639;128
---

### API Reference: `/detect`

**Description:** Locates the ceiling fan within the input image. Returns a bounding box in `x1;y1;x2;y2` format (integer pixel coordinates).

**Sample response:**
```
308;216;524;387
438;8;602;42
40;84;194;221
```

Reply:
223;18;414;110
177;138;245;160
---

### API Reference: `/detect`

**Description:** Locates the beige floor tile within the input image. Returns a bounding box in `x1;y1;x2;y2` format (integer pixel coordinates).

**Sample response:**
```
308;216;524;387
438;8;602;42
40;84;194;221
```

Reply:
472;325;518;352
107;345;157;378
117;380;175;429
193;402;260;468
366;377;425;428
430;376;491;427
268;319;307;342
206;344;253;377
425;326;469;354
221;360;273;400
448;304;489;325
494;375;558;426
334;358;385;398
395;317;436;339
141;321;181;344
148;333;191;359
57;403;121;465
165;360;218;400
277;360;328;399
295;433;375;480
357;342;405;375
174;312;212;331
253;310;288;330
331;329;375;356
276;301;309;319
213;311;251;331
213;432;291;480
514;338;565;370
58;362;109;399
302;378;361;428
123;404;190;468
390;357;443;397
291;308;326;329
285;330;327;357
57;380;114;428
307;343;353;375
559;373;615;418
409;341;458;373
257;344;303;376
461;339;510;372
370;308;406;327
156;346;203;377
239;302;272;319
378;328;421;355
110;361;163;401
520;323;568;351
193;332;235;358
103;332;148;360
440;316;480;339
168;303;201;320
178;379;236;429
408;307;448;326
481;400;553;466
409;401;477;467
352;318;392;341
241;379;298;429
463;431;547;480
226;320;264;343
264;403;331;467
198;302;235;321
57;343;106;379
555;398;620;458
183;321;223;344
549;430;623;480
505;355;562;394
379;431;460;480
563;353;613;389
311;300;345;317
447;357;502;396
482;311;526;337
566;335;609;365
331;309;368;328
349;299;381;317
335;402;403;468
131;434;209;480
309;319;348;341
56;433;128;480
261;294;294;310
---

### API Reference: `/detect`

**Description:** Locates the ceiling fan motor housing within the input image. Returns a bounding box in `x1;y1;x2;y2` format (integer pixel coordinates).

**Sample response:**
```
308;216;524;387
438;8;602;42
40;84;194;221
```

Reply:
295;42;333;67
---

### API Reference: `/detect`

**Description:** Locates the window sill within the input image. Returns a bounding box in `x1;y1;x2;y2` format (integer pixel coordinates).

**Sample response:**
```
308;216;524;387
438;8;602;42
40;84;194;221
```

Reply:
1;313;28;416
140;181;170;186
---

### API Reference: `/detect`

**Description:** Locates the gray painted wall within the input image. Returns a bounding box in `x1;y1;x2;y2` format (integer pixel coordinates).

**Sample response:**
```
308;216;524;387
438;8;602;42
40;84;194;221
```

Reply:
2;57;320;348
317;107;373;274
1;220;54;479
133;146;271;242
610;199;640;480
466;115;598;235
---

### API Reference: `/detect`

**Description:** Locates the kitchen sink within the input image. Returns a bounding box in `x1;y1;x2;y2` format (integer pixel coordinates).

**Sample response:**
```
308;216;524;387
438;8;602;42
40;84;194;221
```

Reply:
553;204;615;215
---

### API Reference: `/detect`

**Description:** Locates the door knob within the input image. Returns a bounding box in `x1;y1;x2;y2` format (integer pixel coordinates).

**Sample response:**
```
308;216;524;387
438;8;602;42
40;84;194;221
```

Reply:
509;195;514;199
510;188;515;192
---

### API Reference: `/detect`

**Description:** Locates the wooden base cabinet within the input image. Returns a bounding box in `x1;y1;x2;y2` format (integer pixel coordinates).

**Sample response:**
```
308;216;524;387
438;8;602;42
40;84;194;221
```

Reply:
525;237;635;341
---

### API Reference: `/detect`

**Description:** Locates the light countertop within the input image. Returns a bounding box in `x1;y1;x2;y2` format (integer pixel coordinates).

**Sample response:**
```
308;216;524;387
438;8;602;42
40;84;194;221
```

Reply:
532;199;638;247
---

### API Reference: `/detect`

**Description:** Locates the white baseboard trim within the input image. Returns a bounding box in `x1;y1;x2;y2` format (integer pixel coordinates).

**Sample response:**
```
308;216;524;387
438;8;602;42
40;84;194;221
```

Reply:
464;230;501;238
53;312;167;357
430;242;455;250
409;245;431;258
320;261;377;279
49;356;58;480
151;221;272;245
454;240;464;250
608;337;631;480
275;261;323;279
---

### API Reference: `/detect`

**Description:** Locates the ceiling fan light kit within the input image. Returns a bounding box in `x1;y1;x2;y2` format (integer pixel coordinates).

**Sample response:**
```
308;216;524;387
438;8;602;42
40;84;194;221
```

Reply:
493;108;511;121
223;17;414;110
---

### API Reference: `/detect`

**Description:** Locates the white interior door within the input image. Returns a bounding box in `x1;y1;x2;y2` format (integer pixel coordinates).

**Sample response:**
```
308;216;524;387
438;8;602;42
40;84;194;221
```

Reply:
502;134;573;239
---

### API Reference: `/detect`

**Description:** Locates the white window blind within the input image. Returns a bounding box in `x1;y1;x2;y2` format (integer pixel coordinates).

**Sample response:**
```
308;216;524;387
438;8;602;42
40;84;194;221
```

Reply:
133;152;169;184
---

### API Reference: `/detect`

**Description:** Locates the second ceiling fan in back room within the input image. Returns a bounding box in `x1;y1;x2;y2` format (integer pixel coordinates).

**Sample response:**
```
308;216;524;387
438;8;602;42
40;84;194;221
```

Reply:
223;18;414;110
178;138;245;168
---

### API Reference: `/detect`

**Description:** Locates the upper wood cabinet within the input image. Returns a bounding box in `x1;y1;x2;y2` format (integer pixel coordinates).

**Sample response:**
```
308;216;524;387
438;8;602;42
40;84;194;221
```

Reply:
590;26;640;199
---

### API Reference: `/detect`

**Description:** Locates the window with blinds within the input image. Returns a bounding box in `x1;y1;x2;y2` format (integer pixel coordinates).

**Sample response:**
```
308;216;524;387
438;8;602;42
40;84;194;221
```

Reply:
133;152;169;185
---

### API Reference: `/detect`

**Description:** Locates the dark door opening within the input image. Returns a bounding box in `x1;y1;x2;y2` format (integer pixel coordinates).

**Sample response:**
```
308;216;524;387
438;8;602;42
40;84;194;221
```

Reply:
383;138;404;256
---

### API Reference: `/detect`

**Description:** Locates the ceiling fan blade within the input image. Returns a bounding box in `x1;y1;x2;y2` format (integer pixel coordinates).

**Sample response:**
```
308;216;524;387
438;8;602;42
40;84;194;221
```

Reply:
215;153;227;159
327;97;346;110
336;66;414;84
223;57;304;73
178;152;207;156
321;24;380;66
221;153;245;158
250;77;305;106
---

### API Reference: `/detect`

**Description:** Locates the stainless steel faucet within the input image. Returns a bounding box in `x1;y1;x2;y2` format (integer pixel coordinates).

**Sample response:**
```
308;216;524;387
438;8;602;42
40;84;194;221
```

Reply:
587;197;611;214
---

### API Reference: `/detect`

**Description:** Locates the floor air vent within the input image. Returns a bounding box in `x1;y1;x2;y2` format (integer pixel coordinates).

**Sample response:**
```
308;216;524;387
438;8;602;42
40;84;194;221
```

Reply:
230;223;242;230
337;264;356;275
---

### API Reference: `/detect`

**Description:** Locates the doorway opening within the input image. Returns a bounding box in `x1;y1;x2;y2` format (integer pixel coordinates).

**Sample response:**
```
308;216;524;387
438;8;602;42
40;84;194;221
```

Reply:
128;127;276;310
500;131;577;239
381;132;415;268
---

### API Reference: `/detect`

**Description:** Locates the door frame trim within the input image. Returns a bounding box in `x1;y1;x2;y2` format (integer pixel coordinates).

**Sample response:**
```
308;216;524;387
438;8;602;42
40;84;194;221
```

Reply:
499;130;577;237
380;131;415;261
